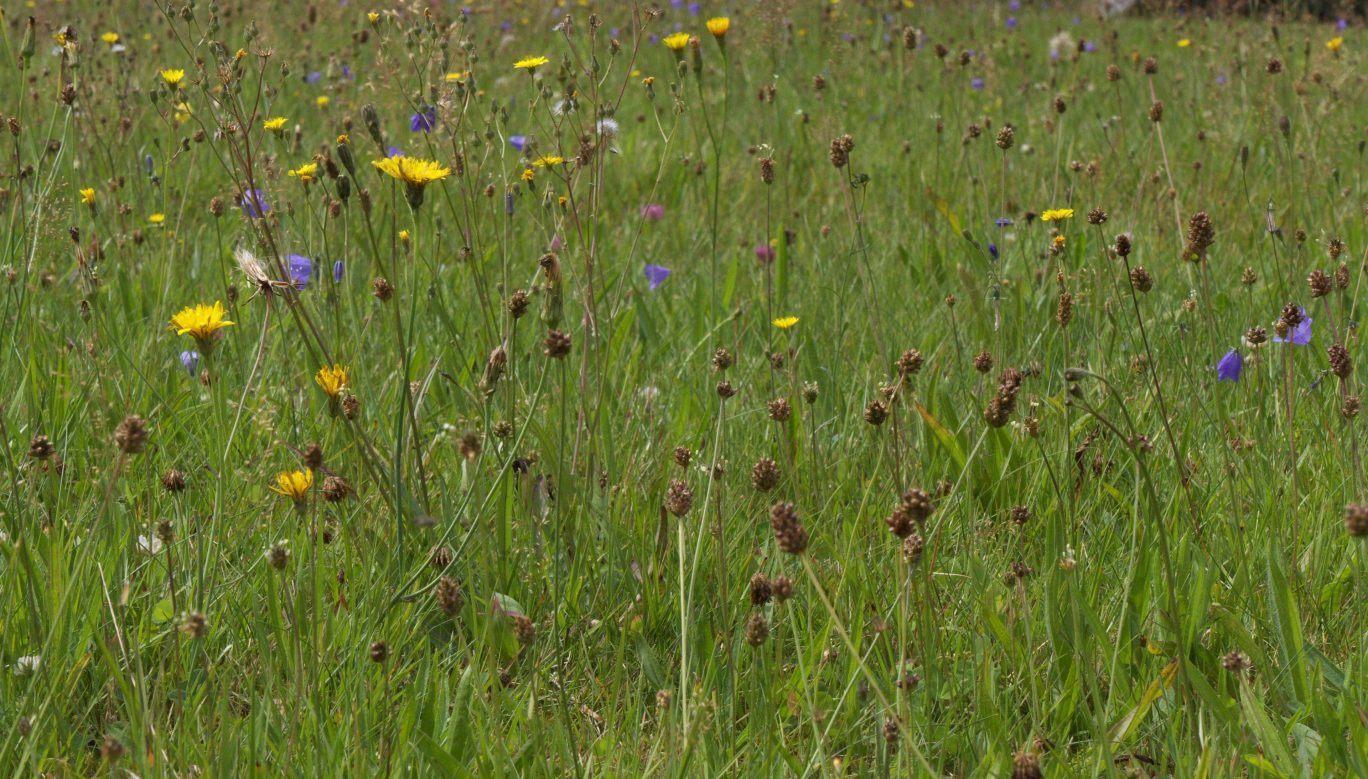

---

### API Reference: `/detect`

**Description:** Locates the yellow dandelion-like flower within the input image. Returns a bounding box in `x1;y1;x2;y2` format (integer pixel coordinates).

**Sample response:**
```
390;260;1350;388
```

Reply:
315;365;349;398
1177;38;1191;48
101;32;120;44
1053;235;1066;246
337;134;350;145
514;55;550;71
79;188;96;205
1040;208;1074;222
367;11;381;23
263;116;287;133
148;213;166;224
663;32;690;51
371;156;452;186
398;230;411;242
235;48;247;61
170;301;235;342
173;102;193;123
532;155;565;167
54;32;68;46
160;68;186;87
1328;37;1344;51
288;162;319;183
706;17;730;38
773;316;799;329
270;468;313;502
316;95;330;107
445;71;467;81
521;168;535;182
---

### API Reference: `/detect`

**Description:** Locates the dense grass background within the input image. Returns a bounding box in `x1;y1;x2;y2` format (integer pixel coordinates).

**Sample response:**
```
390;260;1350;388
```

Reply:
2;0;1368;775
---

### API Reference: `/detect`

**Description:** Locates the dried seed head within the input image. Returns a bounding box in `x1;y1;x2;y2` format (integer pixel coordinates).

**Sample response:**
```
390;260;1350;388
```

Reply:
1330;343;1352;379
883;718;901;744
1345;395;1361;419
716;380;736;399
674;447;693;468
1106;63;1121;81
711;347;734;372
1181;211;1214;263
1010;505;1033;526
1222;649;1249;673
751;457;780;491
1336;263;1350;289
772;574;796;601
864;400;889;426
369;641;390;663
1011;750;1043;779
435;575;464;616
507;289;530;318
896;348;924;376
1329;238;1346;259
1086;207;1107;225
1130;266;1153;292
801;381;819;404
1308;269;1332;298
767;398;791;422
770;501;809;555
179;611;208;639
512;614;536;645
1113;233;1132;257
902;533;925;564
371;276;394;301
114;415;148;455
995;125;1015;150
749;572;773;606
974;351;994;374
267;541;290;571
322;475;352;502
1142;56;1158;74
1245;326;1268;346
744;613;770;647
303;442;324;469
1148;100;1163;123
28;434;53;460
1266;57;1283;74
665;479;694;517
543;329;572;359
1242;267;1258;286
1055;292;1074;327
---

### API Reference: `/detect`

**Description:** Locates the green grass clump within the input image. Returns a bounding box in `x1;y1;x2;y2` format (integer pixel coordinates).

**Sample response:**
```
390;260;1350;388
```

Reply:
3;1;1368;775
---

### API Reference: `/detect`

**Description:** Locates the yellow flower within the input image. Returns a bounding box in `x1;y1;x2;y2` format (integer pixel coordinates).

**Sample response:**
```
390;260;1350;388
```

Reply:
79;188;95;205
445;71;467;81
315;365;349;398
160;68;186;87
148;213;166;224
54;32;67;46
532;155;565;167
514;55;550;71
773;316;799;329
316;95;330;107
173;102;193;123
706;17;730;38
367;11;380;23
663;32;690;51
1328;37;1344;51
371;155;452;186
288;162;319;183
235;48;247;61
521;168;535;182
1177;38;1191;48
263;116;287;133
1040;208;1074;222
101;32;120;44
170;301;235;342
269;468;313;502
337;134;350;145
398;230;411;242
1053;235;1066;246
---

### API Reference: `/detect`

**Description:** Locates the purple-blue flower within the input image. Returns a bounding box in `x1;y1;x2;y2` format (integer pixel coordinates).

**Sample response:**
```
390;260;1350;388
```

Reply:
643;263;672;290
410;106;437;133
988;243;999;259
1006;16;1018;29
386;146;404;158
341;64;354;80
333;260;344;283
240;189;269;219
287;254;313;289
180;350;200;376
971;78;985;91
505;192;514;215
305;71;322;85
509;135;528;151
1272;307;1313;345
1084;41;1097;53
996;218;1013;227
1215;74;1228;86
687;2;700;14
1338;18;1349;29
1216;349;1243;381
1008;0;1020;9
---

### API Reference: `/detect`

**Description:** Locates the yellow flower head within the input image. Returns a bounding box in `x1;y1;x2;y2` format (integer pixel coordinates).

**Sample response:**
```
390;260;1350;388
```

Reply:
706;17;730;38
101;32;120;44
533;155;565;167
170;301;235;342
514;55;550;71
316;95;330;107
1177;38;1191;48
337;134;350;145
173;102;193;123
79;188;96;205
263;116;287;133
235;48;247;61
445;71;467;81
398;229;411;242
367;11;381;23
773;316;799;329
521;168;535;183
1328;36;1344;51
288;162;319;182
160;68;186;87
1040;208;1074;222
270;468;313;501
1053;234;1066;246
315;365;349;398
371;155;452;187
663;32;690;51
148;213;166;224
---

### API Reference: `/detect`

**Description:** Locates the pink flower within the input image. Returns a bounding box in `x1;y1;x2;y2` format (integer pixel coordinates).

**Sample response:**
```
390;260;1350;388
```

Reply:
640;204;665;221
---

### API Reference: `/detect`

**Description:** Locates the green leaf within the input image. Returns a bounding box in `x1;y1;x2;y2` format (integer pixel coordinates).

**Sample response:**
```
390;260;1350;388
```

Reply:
1110;660;1177;745
1265;556;1309;707
927;188;962;235
151;597;175;623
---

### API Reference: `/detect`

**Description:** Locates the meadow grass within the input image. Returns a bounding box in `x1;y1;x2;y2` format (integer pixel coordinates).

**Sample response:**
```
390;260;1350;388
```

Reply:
2;0;1368;775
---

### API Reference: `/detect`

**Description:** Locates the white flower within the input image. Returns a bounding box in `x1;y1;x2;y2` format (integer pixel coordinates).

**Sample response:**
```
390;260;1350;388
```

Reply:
596;118;619;138
14;655;40;676
138;534;163;555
